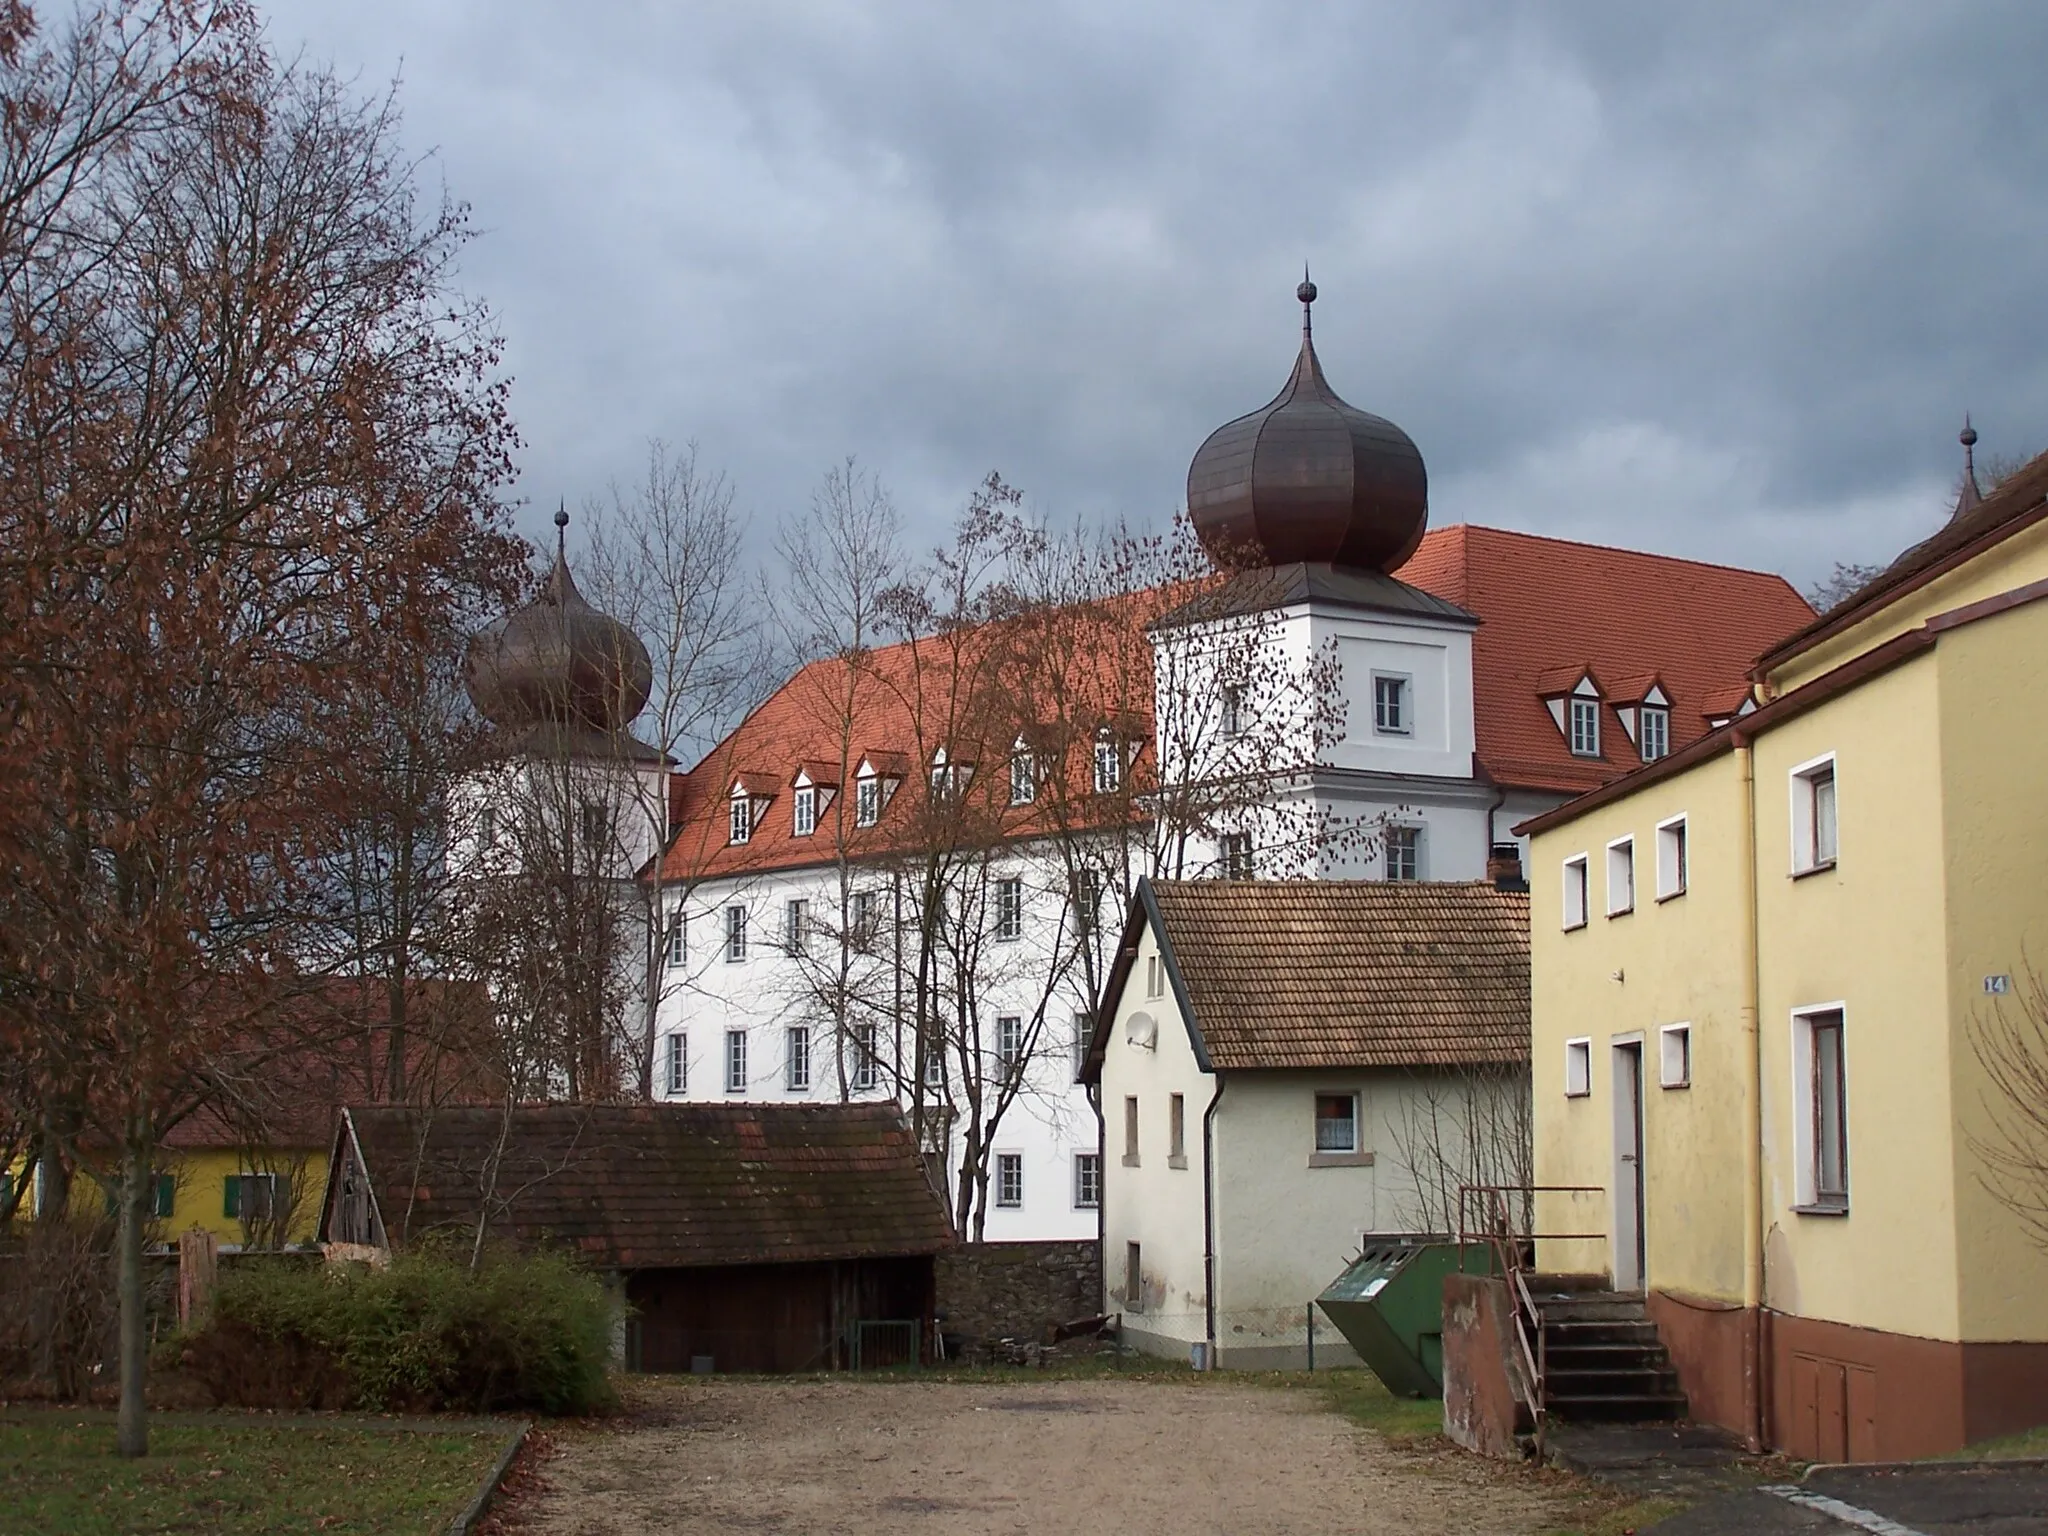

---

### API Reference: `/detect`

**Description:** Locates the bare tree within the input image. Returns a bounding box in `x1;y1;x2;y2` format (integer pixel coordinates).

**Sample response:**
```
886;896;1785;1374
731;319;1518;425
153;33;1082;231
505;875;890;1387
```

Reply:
1385;1065;1534;1239
1969;961;2048;1250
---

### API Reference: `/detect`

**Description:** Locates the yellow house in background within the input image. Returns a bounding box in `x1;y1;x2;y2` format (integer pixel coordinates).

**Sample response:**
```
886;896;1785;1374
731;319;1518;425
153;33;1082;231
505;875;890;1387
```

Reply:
1520;447;2048;1461
10;1133;333;1249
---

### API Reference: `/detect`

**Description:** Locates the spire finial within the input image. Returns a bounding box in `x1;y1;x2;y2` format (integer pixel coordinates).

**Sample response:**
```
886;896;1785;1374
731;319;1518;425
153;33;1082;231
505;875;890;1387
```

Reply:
554;501;569;557
1955;417;1983;518
1297;264;1317;339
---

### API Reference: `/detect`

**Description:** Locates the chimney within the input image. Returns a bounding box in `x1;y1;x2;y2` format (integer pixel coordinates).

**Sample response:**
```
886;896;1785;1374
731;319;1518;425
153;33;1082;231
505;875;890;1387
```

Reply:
1487;842;1527;892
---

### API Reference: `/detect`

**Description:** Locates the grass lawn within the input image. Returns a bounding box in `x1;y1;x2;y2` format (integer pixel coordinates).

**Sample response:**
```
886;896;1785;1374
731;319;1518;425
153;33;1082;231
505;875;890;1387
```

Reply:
0;1415;507;1535
1939;1421;2048;1461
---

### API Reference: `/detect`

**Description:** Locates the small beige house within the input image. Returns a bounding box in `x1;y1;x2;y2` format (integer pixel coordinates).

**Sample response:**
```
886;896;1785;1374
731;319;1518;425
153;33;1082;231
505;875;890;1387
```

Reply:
1082;878;1530;1368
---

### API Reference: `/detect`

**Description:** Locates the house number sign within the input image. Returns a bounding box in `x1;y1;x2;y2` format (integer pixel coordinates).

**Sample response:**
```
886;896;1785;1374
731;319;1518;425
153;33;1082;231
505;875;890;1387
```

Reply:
1985;974;2012;995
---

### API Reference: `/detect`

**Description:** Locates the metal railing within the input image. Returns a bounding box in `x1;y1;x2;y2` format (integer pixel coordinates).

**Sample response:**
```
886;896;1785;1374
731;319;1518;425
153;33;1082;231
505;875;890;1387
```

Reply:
846;1318;922;1371
1457;1183;1607;1454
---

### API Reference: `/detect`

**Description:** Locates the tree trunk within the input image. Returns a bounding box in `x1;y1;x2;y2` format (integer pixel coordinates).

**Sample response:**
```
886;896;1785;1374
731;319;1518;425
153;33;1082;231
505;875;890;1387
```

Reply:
116;1144;149;1458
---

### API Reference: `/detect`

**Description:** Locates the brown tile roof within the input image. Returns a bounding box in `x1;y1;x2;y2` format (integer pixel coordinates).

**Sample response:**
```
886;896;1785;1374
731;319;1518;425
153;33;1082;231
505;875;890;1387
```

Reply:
1086;879;1530;1077
339;1102;954;1270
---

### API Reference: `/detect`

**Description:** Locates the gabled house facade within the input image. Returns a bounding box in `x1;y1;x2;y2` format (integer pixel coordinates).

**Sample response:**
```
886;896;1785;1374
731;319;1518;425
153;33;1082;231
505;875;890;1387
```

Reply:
1519;448;2048;1460
1082;877;1530;1368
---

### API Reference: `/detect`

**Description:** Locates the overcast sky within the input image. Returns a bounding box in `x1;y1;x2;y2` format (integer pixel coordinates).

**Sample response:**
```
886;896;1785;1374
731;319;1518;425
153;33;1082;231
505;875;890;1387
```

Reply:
261;0;2048;588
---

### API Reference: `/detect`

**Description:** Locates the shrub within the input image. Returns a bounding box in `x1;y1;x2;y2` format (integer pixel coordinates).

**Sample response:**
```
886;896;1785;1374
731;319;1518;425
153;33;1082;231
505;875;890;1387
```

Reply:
181;1246;617;1415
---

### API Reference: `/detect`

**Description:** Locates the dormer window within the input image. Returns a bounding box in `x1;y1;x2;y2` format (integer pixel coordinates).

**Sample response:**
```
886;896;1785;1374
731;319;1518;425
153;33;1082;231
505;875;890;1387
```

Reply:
1639;705;1670;762
1093;735;1122;794
1569;696;1601;758
1010;745;1037;806
793;784;816;836
728;794;752;845
856;775;881;828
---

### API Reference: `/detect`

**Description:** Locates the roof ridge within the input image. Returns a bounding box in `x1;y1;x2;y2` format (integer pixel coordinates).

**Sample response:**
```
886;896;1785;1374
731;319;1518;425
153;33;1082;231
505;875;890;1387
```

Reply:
1426;522;1808;587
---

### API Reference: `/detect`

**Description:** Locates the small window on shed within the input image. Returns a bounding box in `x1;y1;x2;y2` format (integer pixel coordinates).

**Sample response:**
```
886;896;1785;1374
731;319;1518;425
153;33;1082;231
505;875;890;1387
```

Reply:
1656;815;1688;901
1607;837;1635;916
1660;1024;1691;1089
1562;855;1589;930
1565;1038;1592;1098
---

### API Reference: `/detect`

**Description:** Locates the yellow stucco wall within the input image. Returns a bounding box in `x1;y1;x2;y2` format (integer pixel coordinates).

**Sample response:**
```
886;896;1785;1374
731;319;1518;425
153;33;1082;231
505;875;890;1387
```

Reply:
22;1146;330;1248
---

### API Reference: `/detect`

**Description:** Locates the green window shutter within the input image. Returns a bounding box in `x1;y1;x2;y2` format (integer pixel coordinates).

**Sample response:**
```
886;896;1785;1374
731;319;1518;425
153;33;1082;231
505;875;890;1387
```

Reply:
0;1173;13;1215
153;1174;175;1219
223;1174;241;1219
104;1181;117;1217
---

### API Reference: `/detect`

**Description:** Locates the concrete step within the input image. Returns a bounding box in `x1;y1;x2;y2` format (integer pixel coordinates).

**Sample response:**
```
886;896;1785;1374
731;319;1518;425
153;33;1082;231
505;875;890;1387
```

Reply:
1543;1319;1662;1348
1545;1390;1688;1423
1547;1365;1684;1399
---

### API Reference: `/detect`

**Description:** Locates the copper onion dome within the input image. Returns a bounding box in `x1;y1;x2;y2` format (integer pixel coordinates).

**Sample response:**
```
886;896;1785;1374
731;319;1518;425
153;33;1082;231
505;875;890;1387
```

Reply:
464;507;653;734
1187;277;1428;573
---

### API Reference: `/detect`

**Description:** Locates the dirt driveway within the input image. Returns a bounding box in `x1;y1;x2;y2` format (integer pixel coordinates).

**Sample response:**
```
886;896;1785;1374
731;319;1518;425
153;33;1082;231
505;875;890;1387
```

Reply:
515;1376;1577;1535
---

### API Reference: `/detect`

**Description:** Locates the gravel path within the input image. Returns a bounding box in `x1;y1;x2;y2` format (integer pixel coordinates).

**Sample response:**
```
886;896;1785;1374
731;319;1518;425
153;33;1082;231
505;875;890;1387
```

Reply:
516;1377;1575;1535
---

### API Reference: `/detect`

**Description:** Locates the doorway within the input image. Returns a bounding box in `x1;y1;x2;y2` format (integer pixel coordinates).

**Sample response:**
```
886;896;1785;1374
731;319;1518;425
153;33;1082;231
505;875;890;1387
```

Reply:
1612;1039;1646;1291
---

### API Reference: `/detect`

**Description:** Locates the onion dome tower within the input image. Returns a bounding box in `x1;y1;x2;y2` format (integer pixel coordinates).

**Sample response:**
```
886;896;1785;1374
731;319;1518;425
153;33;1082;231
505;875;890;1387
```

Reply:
1953;417;1984;520
1187;276;1428;572
465;507;653;739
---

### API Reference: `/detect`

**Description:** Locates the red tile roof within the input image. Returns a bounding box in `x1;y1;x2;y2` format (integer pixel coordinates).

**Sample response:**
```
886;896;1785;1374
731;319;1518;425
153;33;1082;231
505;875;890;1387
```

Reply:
1395;525;1814;794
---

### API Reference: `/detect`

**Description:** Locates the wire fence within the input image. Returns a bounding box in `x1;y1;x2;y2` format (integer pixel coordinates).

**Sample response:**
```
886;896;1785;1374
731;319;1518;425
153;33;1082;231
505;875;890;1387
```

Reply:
1113;1304;1359;1370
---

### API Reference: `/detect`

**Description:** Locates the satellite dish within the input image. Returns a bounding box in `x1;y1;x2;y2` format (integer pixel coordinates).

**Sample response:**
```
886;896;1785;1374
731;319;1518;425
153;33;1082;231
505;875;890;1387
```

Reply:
1125;1011;1159;1051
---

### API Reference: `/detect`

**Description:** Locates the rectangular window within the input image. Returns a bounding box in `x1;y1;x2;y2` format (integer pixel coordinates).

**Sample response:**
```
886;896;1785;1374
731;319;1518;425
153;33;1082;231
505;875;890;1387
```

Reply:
665;1033;687;1095
1659;1024;1691;1089
1071;1013;1091;1080
1384;825;1421;882
1639;705;1670;762
924;1043;944;1089
728;795;751;845
1122;1095;1139;1165
1010;751;1036;806
856;776;881;827
995;878;1023;941
1607;837;1635;916
1221;831;1254;879
1562;855;1589;930
1093;737;1122;794
478;805;498;850
152;1173;176;1219
1570;695;1601;757
1074;1152;1102;1210
665;912;686;967
1792;756;1838;873
849;889;875;945
929;762;954;799
1656;815;1688;901
580;801;606;853
1073;869;1100;937
1145;953;1164;999
854;1022;879;1092
1373;672;1410;735
1169;1093;1186;1163
996;1015;1024;1080
784;898;808;955
225;1172;283;1222
793;785;816;836
1565;1037;1592;1098
995;1152;1023;1208
1314;1093;1358;1153
786;1026;811;1092
1795;1008;1849;1209
724;1029;747;1093
1220;686;1243;739
1126;1241;1143;1313
724;905;747;962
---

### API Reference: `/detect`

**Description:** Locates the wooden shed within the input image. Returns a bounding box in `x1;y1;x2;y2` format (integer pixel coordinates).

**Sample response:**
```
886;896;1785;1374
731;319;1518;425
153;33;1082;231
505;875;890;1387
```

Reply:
318;1102;954;1373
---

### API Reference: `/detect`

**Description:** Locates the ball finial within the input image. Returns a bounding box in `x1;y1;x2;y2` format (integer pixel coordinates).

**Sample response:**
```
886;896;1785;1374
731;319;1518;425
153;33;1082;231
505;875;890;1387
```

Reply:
554;504;570;530
1961;419;1978;449
1297;276;1317;306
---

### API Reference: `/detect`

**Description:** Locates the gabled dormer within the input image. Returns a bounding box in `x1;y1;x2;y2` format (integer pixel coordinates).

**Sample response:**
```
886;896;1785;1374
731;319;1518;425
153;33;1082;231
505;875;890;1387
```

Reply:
852;751;908;828
790;761;840;837
1608;675;1675;763
727;773;775;845
927;745;975;802
1537;665;1606;759
1701;684;1759;732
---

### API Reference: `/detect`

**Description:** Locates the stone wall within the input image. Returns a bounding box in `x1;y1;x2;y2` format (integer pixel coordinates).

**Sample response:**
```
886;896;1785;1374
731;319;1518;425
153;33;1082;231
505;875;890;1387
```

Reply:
935;1240;1101;1349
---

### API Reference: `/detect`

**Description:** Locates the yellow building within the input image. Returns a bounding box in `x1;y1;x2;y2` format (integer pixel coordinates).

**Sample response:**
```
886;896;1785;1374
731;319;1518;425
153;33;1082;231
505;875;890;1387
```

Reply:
10;1142;331;1249
1520;447;2048;1461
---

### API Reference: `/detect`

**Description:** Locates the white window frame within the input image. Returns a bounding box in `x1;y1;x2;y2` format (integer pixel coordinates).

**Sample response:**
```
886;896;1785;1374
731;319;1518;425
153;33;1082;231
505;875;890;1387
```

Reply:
1562;854;1589;930
1372;672;1411;736
995;1152;1023;1208
1639;704;1671;762
1220;686;1243;739
1658;1023;1691;1089
855;775;881;828
853;1022;879;1092
1220;830;1254;879
1122;1095;1139;1165
784;897;808;956
1790;753;1838;875
1145;953;1164;1000
1655;814;1688;901
665;912;686;967
1073;1151;1101;1210
724;904;747;963
996;1014;1024;1080
923;1043;944;1089
1791;1003;1850;1210
1606;836;1635;917
1093;735;1122;794
1565;1037;1592;1098
1073;869;1100;937
728;794;752;845
1384;824;1422;882
724;1029;747;1094
1009;750;1036;806
1313;1092;1360;1154
792;784;816;837
580;801;606;854
665;1032;687;1096
1569;695;1602;758
1070;1012;1091;1081
995;877;1023;941
785;1025;811;1093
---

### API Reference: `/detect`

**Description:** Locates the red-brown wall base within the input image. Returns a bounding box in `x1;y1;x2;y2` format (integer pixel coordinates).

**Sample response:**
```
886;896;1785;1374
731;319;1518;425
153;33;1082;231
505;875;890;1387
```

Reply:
1441;1273;1532;1460
1645;1290;1757;1442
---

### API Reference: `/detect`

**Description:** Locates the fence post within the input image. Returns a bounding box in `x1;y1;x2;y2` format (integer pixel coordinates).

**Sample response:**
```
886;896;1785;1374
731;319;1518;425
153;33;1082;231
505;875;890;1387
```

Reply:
1305;1302;1315;1373
178;1227;217;1329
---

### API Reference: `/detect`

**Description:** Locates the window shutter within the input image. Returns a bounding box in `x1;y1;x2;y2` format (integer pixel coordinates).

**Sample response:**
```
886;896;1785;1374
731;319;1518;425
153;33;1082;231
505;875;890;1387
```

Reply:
223;1174;241;1218
153;1174;175;1218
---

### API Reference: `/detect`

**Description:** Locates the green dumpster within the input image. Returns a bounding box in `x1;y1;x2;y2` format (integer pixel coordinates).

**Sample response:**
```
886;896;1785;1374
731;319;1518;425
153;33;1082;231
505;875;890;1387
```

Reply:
1315;1239;1498;1398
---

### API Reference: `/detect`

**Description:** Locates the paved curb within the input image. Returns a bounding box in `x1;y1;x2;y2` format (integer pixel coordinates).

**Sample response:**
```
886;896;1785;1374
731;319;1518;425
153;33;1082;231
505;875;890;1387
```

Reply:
449;1418;531;1535
1801;1456;2048;1481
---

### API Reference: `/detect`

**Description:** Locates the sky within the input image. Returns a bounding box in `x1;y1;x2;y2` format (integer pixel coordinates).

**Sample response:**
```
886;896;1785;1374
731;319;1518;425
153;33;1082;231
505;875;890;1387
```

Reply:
258;0;2048;591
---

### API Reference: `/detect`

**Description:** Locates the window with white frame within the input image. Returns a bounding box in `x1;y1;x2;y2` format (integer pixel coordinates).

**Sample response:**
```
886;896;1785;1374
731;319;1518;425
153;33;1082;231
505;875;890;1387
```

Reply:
1221;831;1254;879
995;1153;1023;1207
665;1033;687;1095
1570;696;1602;757
1639;705;1671;762
1125;1241;1143;1312
853;1022;878;1091
724;1030;747;1093
724;905;747;962
929;759;956;800
1071;1013;1091;1080
665;913;686;967
1220;686;1243;739
728;794;752;845
1073;868;1100;937
793;785;816;836
1793;1007;1849;1209
1122;1096;1139;1164
1607;837;1635;916
1565;1037;1592;1097
1009;750;1036;806
924;1044;944;1089
783;898;808;955
1562;854;1589;930
580;801;606;854
1168;1093;1186;1164
1314;1093;1359;1153
1385;825;1421;882
996;1015;1024;1080
995;878;1023;941
1659;1024;1691;1089
1373;673;1411;735
1073;1152;1101;1209
785;1026;811;1092
1656;815;1688;900
855;775;881;827
1145;953;1164;1000
1093;735;1122;794
1791;756;1838;873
